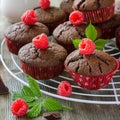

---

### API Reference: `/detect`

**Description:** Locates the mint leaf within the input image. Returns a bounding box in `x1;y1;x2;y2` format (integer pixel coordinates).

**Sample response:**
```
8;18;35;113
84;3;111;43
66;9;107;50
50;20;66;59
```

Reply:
21;96;35;103
21;86;35;97
95;39;107;50
85;23;97;41
12;75;73;119
13;92;35;102
72;39;82;49
27;100;39;108
27;102;42;118
13;92;21;100
42;98;63;111
26;74;42;98
13;92;35;103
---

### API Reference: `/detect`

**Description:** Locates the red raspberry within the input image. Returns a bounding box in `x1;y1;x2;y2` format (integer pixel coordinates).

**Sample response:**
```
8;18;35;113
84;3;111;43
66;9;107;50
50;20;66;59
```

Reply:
39;0;50;9
32;33;49;49
57;81;72;97
21;10;37;25
69;10;84;26
79;38;95;55
11;98;28;117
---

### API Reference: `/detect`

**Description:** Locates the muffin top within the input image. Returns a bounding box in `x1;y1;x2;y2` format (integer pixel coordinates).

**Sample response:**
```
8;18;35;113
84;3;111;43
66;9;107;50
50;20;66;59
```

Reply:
65;49;116;76
53;21;87;44
4;22;49;44
53;21;101;44
34;6;66;23
18;42;67;67
73;0;114;11
60;0;74;14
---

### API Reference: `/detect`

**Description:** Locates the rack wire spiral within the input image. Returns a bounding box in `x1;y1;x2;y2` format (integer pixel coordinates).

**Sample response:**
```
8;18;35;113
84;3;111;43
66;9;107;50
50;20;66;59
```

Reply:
1;39;120;104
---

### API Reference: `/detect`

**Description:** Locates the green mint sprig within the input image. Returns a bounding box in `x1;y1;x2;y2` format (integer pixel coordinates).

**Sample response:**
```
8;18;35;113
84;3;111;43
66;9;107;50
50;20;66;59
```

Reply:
85;22;97;41
72;23;107;50
12;75;72;118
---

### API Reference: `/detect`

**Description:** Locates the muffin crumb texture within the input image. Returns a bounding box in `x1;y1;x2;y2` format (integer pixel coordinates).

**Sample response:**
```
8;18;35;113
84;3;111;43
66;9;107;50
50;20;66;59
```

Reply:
5;22;49;43
19;42;67;67
53;21;86;44
65;50;117;76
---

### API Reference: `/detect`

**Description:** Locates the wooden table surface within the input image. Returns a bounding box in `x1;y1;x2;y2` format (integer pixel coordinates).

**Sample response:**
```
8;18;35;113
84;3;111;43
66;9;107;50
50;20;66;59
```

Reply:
0;5;120;120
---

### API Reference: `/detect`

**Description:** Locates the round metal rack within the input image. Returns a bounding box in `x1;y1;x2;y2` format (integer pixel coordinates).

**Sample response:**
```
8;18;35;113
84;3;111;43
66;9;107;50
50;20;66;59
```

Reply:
1;39;120;104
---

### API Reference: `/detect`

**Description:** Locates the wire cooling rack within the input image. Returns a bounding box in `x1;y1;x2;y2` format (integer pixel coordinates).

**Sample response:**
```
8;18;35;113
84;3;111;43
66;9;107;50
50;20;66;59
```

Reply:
1;39;120;104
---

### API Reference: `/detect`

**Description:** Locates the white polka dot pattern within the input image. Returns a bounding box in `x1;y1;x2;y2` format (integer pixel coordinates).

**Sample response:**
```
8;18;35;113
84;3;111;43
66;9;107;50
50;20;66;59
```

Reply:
65;60;119;90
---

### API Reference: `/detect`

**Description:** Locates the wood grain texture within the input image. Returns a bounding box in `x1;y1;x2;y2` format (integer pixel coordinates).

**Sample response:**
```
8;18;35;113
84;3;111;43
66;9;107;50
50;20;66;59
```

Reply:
0;1;120;120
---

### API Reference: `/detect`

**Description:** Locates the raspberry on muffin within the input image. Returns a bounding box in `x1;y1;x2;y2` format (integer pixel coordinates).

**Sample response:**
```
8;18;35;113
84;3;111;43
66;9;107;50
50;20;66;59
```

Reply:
21;9;37;25
69;10;84;26
79;38;95;55
18;33;67;80
72;0;115;23
64;38;119;90
34;0;66;34
32;33;49;49
39;0;50;9
4;9;49;55
53;11;102;54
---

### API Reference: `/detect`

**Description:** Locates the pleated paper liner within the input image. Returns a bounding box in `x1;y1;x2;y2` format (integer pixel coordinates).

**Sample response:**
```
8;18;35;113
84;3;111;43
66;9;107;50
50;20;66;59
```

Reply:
65;59;119;90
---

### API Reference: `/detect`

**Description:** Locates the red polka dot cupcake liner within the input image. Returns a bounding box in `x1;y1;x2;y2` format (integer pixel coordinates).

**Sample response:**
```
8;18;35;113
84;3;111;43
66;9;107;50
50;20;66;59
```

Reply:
4;37;25;55
83;4;115;23
20;61;65;80
65;59;119;90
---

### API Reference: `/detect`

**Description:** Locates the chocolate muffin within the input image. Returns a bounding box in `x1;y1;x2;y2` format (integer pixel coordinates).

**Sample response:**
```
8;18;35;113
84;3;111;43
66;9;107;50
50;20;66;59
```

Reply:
4;22;49;55
72;0;115;23
64;49;118;90
18;42;67;80
95;12;120;39
115;26;120;50
34;6;66;34
65;50;117;76
53;21;101;53
60;0;74;19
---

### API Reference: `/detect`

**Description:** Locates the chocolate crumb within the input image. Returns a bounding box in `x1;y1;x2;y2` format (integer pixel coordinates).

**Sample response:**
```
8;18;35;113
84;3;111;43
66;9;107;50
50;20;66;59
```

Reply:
0;76;9;95
43;112;61;120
